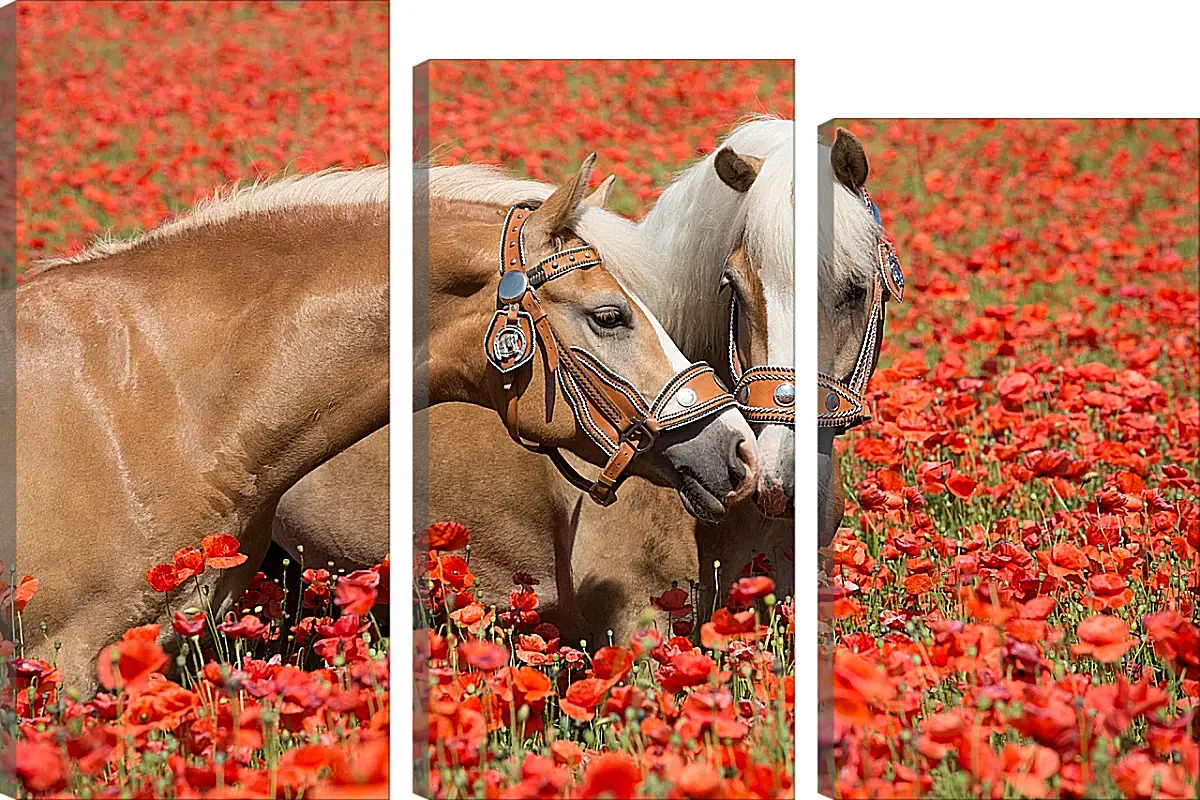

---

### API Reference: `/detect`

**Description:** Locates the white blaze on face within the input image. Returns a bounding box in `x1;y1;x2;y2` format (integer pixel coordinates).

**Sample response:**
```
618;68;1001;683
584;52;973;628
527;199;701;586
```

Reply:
617;275;755;444
760;261;796;487
614;274;691;373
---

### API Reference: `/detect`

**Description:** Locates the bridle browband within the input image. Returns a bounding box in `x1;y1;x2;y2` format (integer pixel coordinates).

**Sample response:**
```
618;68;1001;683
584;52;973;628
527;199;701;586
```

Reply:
485;203;737;506
816;187;906;434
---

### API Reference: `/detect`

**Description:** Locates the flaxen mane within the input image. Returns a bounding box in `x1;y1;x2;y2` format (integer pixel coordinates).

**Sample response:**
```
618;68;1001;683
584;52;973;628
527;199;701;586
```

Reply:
30;164;389;275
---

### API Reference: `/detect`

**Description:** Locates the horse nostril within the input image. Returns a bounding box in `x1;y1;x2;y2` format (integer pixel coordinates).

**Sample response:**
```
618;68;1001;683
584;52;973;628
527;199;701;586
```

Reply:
725;437;758;505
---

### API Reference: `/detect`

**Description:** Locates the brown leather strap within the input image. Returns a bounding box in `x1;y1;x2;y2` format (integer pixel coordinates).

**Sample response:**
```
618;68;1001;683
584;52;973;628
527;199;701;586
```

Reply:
650;363;738;431
728;293;796;427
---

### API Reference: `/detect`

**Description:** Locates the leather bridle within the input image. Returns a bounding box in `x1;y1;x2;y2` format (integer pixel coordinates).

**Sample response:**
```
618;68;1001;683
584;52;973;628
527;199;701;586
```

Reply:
485;203;737;506
728;291;796;427
816;188;905;435
723;186;904;438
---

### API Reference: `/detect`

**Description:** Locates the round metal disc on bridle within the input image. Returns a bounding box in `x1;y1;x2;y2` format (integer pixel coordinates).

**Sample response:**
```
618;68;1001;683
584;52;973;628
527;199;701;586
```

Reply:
824;391;839;412
494;326;527;360
498;270;529;303
737;385;750;404
774;383;796;407
675;387;697;408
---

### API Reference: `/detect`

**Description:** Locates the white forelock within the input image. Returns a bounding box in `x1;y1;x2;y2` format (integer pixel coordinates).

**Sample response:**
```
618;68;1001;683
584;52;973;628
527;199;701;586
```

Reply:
818;141;878;292
636;116;795;364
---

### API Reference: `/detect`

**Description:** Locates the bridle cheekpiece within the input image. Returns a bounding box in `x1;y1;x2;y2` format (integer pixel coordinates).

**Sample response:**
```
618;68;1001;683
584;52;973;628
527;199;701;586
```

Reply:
815;187;906;435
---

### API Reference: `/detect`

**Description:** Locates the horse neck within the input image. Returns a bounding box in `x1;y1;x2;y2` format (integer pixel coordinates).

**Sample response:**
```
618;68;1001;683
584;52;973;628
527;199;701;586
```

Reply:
636;166;747;369
418;199;507;410
24;204;390;510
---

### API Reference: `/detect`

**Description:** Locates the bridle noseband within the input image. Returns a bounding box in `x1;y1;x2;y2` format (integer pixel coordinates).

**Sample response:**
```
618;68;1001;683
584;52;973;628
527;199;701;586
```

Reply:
485;203;737;506
816;188;906;435
727;292;796;427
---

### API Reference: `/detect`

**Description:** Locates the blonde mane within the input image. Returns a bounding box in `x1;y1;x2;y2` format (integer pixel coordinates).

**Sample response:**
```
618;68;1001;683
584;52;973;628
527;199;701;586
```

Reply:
637;116;795;365
426;163;662;289
33;164;390;271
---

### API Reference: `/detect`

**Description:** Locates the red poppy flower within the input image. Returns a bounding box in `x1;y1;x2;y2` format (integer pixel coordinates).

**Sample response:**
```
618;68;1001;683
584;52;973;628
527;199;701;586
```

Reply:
427;521;470;551
217;613;268;640
728;576;775;607
457;640;508;672
650;586;693;617
657;650;716;694
335;573;378;616
171;546;206;581
1143;610;1200;672
201;533;248;569
512;666;553;703
15;740;68;794
172;610;207;638
577;752;641;799
827;650;895;726
550;739;583;768
677;761;722;799
559;677;608;722
1;575;39;614
591;646;633;687
1082;572;1134;610
1071;614;1139;663
145;563;181;593
97;635;168;691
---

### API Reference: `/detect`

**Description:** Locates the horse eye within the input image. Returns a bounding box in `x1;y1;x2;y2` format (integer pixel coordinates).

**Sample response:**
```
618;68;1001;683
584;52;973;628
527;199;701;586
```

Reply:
591;307;625;329
719;268;736;292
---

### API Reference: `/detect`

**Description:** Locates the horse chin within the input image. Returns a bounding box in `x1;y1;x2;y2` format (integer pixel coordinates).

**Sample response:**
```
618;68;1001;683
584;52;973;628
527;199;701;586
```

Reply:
674;476;726;524
756;503;794;522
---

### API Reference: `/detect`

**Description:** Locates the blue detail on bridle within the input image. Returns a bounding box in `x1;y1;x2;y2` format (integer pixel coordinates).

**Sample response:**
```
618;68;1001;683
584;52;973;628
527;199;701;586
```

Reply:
870;201;882;226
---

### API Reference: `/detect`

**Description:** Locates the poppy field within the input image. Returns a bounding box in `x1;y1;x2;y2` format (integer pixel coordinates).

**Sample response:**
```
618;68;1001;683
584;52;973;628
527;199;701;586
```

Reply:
5;2;389;798
823;119;1198;799
416;60;797;800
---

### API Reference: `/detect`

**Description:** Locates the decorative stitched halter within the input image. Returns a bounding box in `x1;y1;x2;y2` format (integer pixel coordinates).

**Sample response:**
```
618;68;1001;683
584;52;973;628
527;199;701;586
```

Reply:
485;203;737;506
728;292;796;427
816;188;906;433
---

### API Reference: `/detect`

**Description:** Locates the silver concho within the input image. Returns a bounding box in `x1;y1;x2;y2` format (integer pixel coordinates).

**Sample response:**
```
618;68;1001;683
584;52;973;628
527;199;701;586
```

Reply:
737;385;750;405
675;387;697;408
494;326;527;361
823;391;839;412
498;270;529;304
774;382;796;408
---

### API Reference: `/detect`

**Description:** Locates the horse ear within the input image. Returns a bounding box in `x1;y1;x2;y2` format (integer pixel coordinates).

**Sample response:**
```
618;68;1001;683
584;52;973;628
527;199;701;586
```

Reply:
831;127;869;191
715;147;765;193
582;174;616;208
526;153;597;240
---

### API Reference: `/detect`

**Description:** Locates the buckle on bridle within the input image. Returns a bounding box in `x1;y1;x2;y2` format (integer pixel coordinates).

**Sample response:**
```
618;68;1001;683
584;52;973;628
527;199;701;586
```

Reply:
621;418;660;453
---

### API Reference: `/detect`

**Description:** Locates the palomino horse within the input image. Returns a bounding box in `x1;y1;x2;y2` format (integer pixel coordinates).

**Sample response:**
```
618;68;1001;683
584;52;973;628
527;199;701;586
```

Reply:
423;119;800;638
8;166;390;697
274;118;805;639
415;154;756;517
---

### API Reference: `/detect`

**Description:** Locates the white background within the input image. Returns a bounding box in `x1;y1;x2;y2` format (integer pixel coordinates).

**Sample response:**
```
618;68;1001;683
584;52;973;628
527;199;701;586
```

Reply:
3;0;1198;797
